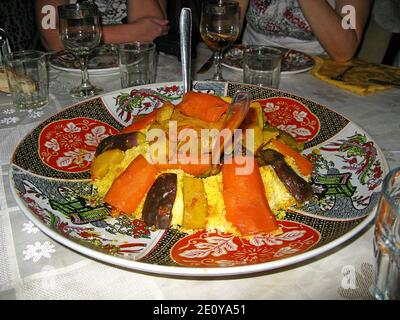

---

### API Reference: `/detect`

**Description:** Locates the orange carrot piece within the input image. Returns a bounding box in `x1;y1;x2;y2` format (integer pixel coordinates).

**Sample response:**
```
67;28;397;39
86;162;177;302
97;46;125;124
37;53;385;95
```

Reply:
176;91;229;122
222;156;279;235
120;110;158;134
271;139;313;176
104;155;158;214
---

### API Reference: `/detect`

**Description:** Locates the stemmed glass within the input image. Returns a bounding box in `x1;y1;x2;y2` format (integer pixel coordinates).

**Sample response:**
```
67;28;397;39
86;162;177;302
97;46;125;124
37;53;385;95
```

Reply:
199;0;240;81
58;3;103;98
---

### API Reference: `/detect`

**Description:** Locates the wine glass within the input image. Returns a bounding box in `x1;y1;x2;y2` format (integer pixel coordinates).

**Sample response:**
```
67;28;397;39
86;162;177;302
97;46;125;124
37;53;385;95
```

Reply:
58;3;103;98
200;0;240;81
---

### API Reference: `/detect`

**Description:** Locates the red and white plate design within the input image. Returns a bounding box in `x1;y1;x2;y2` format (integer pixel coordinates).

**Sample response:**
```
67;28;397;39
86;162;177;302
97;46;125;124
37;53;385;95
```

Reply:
261;97;320;142
171;221;320;267
39;118;118;173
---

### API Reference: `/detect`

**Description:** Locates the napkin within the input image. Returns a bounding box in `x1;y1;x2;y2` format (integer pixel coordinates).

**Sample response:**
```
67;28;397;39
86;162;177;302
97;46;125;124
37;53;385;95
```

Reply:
310;56;400;95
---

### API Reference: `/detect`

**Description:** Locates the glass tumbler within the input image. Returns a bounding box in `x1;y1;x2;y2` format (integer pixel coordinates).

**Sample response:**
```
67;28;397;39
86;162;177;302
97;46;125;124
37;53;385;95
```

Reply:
243;46;283;88
373;167;400;300
4;50;48;109
118;42;156;88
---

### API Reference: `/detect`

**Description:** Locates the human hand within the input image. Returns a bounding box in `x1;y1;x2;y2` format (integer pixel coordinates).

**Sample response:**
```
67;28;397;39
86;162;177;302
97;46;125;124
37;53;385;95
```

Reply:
131;16;170;41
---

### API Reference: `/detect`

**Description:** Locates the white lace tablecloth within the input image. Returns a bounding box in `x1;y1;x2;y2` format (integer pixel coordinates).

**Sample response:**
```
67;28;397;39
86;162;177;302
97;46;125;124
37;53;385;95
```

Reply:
0;43;399;300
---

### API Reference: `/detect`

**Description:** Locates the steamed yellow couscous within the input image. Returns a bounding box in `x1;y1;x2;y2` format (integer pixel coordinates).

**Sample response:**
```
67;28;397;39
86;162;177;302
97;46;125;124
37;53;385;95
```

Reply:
91;91;313;237
92;146;304;235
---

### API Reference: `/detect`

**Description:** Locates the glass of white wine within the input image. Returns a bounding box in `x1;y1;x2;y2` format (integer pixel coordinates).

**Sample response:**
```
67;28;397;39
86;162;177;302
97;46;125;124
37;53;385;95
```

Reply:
58;3;103;98
200;0;240;81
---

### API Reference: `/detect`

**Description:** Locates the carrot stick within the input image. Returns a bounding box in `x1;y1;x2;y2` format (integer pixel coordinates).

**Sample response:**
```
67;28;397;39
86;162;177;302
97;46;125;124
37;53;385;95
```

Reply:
120;110;158;134
104;155;158;214
176;91;229;122
271;139;313;176
222;156;279;235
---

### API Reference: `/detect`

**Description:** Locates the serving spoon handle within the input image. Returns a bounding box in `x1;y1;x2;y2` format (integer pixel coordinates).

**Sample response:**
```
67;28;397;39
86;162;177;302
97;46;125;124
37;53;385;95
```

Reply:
179;7;192;94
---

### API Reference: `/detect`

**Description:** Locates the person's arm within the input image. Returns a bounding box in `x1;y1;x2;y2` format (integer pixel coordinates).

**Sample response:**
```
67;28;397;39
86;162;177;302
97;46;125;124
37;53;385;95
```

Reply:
35;0;169;51
126;0;166;22
298;0;372;62
101;0;168;44
101;18;169;44
158;0;167;18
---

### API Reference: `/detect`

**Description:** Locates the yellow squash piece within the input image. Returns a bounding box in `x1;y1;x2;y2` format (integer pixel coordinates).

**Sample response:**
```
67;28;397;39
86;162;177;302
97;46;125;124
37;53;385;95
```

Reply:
250;102;264;130
263;130;279;145
91;149;124;180
182;176;208;230
156;102;175;124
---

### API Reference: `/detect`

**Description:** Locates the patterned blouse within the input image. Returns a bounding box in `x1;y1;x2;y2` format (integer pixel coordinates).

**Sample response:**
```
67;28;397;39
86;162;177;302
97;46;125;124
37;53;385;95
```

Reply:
243;0;336;55
246;0;315;41
71;0;127;25
95;0;127;25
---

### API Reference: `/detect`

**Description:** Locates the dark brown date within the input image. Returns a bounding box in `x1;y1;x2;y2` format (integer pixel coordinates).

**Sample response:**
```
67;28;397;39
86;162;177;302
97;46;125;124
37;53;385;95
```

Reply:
142;173;177;229
95;132;145;156
257;149;313;203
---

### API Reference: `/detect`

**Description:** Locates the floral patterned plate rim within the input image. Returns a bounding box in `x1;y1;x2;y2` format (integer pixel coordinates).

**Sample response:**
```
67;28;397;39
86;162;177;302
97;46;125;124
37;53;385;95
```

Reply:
9;81;388;277
222;45;315;75
48;44;119;75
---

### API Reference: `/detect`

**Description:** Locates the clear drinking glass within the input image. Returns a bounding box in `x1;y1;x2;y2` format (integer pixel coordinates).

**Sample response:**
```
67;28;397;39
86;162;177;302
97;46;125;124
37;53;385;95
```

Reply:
373;167;400;300
58;3;103;98
199;0;240;81
243;46;283;88
118;42;156;88
5;50;48;109
0;28;11;69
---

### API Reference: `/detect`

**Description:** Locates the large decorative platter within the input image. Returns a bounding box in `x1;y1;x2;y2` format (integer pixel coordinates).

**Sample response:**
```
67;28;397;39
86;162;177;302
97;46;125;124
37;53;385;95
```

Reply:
10;81;387;276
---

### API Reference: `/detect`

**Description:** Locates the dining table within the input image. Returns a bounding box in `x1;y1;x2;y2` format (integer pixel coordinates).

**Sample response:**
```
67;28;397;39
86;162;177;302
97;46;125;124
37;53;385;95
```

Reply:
0;42;399;300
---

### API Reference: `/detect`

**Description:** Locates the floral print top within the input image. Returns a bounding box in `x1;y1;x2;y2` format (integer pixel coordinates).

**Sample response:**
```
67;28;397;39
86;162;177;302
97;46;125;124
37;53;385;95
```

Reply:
246;0;315;41
71;0;127;25
95;0;127;25
243;0;336;55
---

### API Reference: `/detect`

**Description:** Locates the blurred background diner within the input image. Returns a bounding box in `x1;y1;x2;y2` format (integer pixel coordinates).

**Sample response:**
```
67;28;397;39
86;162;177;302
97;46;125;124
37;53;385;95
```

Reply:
237;0;372;62
34;0;168;51
0;0;397;66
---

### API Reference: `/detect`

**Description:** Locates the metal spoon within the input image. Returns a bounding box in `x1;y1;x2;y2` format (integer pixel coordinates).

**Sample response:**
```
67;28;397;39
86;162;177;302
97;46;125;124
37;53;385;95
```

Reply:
211;91;251;159
199;91;251;177
179;7;192;94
